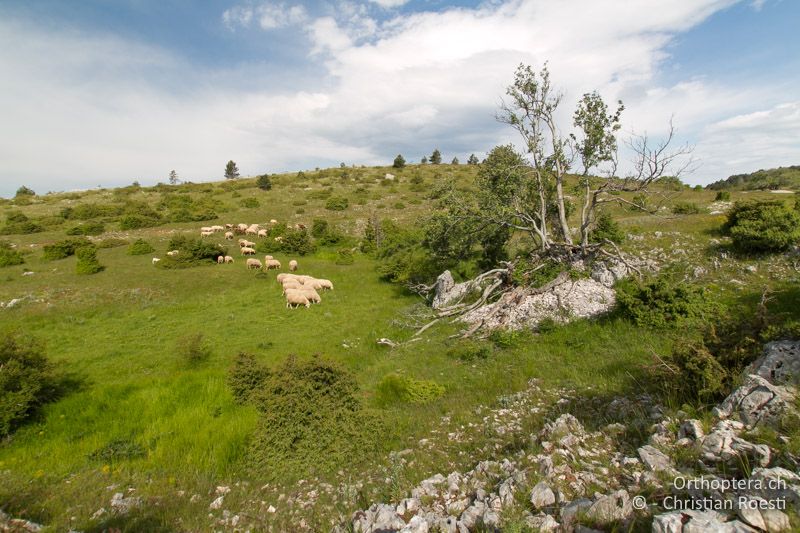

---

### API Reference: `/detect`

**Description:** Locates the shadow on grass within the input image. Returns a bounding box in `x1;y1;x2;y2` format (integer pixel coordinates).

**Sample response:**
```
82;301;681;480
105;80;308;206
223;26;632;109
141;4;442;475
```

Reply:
84;509;176;533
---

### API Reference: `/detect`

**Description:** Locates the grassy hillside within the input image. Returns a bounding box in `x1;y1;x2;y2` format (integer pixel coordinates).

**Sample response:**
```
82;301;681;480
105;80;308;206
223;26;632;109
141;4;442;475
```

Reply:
707;164;800;191
0;164;798;531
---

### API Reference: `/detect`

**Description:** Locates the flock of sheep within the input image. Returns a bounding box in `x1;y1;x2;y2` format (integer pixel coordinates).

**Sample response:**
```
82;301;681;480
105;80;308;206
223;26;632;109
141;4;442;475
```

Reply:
153;221;333;310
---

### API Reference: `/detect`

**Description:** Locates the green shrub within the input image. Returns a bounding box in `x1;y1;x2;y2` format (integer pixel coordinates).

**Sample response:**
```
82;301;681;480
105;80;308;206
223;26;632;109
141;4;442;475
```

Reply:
42;237;91;261
616;274;709;328
60;203;121;220
177;332;212;365
88;438;146;463
666;341;728;404
75;245;104;275
65;221;105;236
127;238;155;255
159;236;226;268
335;247;354;265
722;200;800;253
0;241;24;268
240;197;260;209
248;356;381;478
0;212;43;235
256;174;273;191
325;196;349;211
488;328;528;348
228;352;271;405
591;211;625;243
672;202;703;215
95;238;128;249
318;227;345;246
375;373;445;407
15;186;36;197
311;219;329;238
260;227;316;256
307;189;332;200
446;341;492;362
119;214;160;230
0;332;59;437
715;191;731;201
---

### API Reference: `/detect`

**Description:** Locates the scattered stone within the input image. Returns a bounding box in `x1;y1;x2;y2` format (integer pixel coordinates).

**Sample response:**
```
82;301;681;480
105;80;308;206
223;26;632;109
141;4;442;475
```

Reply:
110;492;141;515
679;419;705;441
529;481;556;509
209;496;224;510
638;445;676;473
584;490;632;525
713;374;795;428
748;340;800;386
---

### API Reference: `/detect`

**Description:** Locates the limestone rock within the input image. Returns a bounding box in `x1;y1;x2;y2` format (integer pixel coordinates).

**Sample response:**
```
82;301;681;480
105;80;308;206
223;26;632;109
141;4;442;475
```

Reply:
585;490;632;525
529;481;556;509
748;340;800;386
713;374;795;428
638;445;676;474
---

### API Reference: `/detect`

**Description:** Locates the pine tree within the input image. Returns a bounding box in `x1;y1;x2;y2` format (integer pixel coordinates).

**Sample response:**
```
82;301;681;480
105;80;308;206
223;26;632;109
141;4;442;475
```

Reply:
430;149;442;165
467;154;480;165
393;154;406;169
451;157;459;165
225;160;240;180
169;170;178;185
421;156;428;164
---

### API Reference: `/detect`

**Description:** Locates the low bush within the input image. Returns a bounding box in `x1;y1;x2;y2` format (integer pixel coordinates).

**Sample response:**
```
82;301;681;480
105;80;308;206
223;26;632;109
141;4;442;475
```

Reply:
88;438;146;463
446;341;492;362
42;237;91;261
0;211;43;235
127;239;155;255
722;200;800;253
672;202;703;215
488;328;528;349
240;197;260;209
616;273;709;328
119;214;161;230
325;196;349;211
715;191;731;201
95;238;128;249
0;332;60;437
256;174;272;191
75;245;104;275
66;221;105;236
591;211;625;244
248;356;381;478
311;219;328;238
228;352;271;405
158;236;226;268
375;373;445;407
0;241;24;268
335;247;354;265
177;332;212;365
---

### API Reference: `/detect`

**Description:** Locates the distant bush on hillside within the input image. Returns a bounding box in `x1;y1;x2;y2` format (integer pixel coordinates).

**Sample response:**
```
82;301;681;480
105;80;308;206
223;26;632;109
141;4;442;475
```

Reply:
42;237;92;261
119;214;161;230
0;241;24;268
257;227;315;256
714;191;731;201
722;200;800;253
95;238;128;249
0;332;60;438
127;239;155;255
66;221;105;236
590;211;625;243
256;174;273;191
60;203;121;221
616;273;709;328
0;212;43;235
240;197;260;209
15;186;35;197
177;332;212;365
75;245;104;275
707;165;800;191
158;236;226;268
248;355;381;478
325;196;349;211
672;202;703;215
655;176;685;191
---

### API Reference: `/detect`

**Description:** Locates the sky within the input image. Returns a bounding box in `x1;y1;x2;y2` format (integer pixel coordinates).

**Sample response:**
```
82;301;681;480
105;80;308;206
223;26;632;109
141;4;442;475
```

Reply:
0;0;798;197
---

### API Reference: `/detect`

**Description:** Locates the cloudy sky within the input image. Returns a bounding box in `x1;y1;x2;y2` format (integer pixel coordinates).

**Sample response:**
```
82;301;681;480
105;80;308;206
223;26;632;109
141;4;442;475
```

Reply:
0;0;797;196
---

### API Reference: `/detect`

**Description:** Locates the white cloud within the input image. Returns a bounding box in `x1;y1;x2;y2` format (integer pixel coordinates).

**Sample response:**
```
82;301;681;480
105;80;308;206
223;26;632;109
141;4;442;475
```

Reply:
222;2;308;31
0;0;797;196
368;0;410;9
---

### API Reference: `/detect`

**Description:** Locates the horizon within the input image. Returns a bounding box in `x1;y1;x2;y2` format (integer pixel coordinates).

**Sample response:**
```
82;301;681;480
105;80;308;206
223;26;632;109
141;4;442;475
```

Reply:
1;0;799;197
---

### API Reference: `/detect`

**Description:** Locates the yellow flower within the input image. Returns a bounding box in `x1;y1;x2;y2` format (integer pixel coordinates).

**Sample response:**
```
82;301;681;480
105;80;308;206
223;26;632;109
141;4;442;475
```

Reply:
101;464;111;474
34;470;44;478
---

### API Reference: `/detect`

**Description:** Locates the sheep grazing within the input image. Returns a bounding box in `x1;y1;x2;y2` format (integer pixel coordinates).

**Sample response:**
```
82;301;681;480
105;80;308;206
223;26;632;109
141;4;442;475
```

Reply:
225;223;234;230
289;260;298;271
200;230;214;237
257;229;268;238
281;281;303;294
241;247;256;256
276;272;295;283
152;257;160;264
274;236;283;242
237;223;248;232
286;287;320;304
211;225;224;232
246;258;263;270
265;259;281;270
285;292;310;309
225;231;234;240
316;279;334;291
239;240;256;248
224;256;234;264
269;219;278;224
167;250;179;257
200;226;213;232
246;224;260;235
217;255;224;264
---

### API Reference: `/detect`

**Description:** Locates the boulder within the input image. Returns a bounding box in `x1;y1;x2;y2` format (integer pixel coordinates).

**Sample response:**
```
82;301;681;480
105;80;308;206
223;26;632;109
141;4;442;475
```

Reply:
584;490;632;525
529;481;556;509
638;445;677;474
713;375;795;428
431;271;476;310
747;340;800;386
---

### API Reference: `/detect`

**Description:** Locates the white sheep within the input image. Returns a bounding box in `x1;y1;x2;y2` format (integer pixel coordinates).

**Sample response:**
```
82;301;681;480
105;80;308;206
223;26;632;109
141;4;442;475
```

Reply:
246;224;260;235
276;273;296;283
264;255;274;261
241;247;256;256
257;229;268;238
211;225;224;232
286;287;321;304
239;240;256;248
237;223;248;232
246;258;263;270
224;256;234;264
274;236;283;242
200;226;212;232
282;281;304;294
316;279;334;291
225;231;234;240
167;250;179;257
152;257;161;265
217;255;224;264
265;259;281;270
270;219;278;224
225;223;234;230
289;260;298;271
285;292;310;309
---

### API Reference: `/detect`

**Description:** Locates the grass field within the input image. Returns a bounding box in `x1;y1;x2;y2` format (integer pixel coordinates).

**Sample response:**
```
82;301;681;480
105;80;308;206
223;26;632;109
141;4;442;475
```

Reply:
0;165;797;531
